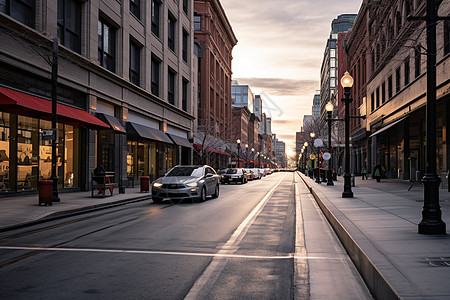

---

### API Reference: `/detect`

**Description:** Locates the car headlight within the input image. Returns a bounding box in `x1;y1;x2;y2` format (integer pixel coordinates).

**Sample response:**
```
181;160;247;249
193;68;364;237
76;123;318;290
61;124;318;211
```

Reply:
186;182;198;187
153;182;163;188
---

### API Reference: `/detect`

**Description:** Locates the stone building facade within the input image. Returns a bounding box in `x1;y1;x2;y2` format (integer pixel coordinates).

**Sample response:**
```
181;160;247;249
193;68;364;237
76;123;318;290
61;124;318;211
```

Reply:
0;0;196;193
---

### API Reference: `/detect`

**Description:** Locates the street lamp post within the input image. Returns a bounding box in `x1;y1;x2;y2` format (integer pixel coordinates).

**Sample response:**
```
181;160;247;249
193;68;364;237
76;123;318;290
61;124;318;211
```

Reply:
251;148;255;167
245;144;249;167
237;139;241;168
325;101;334;186
304;142;308;175
341;71;354;198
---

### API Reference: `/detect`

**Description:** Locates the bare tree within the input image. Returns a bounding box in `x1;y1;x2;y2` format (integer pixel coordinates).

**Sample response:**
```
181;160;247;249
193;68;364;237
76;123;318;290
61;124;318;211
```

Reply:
193;121;229;166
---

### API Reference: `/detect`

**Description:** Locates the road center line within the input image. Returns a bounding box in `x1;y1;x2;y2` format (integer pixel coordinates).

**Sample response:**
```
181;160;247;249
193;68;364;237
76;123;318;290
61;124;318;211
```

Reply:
0;245;340;260
184;173;288;300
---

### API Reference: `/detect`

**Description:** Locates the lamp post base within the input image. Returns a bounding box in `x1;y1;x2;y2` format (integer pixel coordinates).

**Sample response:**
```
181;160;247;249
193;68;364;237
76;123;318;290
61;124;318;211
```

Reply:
342;172;353;198
327;170;334;186
51;176;60;202
418;174;446;234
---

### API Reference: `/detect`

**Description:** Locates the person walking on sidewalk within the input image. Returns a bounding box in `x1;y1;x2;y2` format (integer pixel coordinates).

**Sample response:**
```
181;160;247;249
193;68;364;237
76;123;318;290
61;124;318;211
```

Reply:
373;164;382;182
362;166;368;180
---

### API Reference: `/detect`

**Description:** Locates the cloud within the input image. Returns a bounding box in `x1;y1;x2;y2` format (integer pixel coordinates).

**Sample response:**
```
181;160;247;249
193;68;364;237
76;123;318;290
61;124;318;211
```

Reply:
234;78;318;96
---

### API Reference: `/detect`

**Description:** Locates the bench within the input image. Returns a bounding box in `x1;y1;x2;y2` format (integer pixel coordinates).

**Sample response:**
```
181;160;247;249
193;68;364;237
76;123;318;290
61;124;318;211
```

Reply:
91;172;119;197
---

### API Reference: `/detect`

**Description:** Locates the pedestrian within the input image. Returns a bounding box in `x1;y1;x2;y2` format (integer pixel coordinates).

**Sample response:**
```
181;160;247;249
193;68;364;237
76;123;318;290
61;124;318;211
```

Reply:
362;167;368;180
374;164;382;182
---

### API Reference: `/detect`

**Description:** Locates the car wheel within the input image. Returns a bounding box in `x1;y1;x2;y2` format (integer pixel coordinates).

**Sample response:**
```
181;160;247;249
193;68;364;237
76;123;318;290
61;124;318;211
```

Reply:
153;196;163;204
198;187;206;202
212;184;219;198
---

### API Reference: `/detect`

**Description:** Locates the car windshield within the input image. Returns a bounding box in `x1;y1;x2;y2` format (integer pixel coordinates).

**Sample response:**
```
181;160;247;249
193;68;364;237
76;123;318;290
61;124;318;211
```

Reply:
226;169;239;174
166;166;203;177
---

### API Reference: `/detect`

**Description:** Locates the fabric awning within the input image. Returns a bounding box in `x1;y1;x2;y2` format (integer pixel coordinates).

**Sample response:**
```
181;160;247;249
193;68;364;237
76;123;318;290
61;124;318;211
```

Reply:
167;133;192;148
0;86;109;129
193;144;231;156
126;122;173;144
369;116;408;138
97;113;126;133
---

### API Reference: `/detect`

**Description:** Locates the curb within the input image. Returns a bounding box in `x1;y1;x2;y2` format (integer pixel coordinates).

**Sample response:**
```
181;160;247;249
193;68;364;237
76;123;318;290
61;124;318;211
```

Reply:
0;195;153;233
297;172;400;300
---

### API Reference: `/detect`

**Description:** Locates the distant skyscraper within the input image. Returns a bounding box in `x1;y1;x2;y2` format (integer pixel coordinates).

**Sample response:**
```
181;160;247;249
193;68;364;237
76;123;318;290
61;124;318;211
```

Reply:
319;14;356;123
312;94;320;121
231;81;255;113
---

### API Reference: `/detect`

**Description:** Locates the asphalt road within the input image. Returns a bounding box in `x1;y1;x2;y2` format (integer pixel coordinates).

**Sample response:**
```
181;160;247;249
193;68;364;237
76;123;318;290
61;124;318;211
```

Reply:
0;172;372;299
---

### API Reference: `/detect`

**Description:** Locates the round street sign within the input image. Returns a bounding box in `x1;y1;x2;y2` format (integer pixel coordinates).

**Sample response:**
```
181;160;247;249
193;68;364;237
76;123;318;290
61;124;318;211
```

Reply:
310;154;316;160
314;138;324;148
323;152;331;161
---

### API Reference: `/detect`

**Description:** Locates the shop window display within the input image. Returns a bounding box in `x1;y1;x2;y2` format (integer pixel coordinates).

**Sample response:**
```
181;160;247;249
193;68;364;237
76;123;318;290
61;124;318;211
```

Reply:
0;113;10;191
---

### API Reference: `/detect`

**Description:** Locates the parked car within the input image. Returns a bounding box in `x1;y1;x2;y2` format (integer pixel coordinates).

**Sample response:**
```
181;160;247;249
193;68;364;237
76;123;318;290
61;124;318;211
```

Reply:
259;168;267;176
217;168;228;184
222;168;248;184
243;168;255;180
152;165;220;203
251;168;263;179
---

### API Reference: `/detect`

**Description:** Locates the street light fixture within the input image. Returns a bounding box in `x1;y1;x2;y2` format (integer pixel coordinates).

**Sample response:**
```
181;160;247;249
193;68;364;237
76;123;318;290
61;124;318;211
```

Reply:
341;71;354;198
325;101;334;186
237;139;241;168
251;148;255;167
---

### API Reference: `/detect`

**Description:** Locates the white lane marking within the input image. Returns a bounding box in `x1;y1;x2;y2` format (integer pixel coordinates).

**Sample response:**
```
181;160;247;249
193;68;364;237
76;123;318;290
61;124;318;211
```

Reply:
0;245;339;260
184;173;287;300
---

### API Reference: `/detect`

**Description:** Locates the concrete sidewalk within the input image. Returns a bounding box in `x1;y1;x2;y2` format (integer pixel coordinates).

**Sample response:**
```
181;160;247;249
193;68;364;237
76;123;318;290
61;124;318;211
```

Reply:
299;172;450;300
0;187;153;232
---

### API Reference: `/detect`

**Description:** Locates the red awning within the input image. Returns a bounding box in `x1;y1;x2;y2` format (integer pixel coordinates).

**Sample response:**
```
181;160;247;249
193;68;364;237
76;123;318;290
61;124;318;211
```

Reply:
0;86;109;129
193;144;231;157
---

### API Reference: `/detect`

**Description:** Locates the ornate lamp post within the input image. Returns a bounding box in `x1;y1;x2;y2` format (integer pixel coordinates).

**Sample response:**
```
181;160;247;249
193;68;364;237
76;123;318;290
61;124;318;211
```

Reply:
237;139;241;168
325;101;334;186
341;71;354;198
251;148;255;167
304;141;308;176
245;144;249;167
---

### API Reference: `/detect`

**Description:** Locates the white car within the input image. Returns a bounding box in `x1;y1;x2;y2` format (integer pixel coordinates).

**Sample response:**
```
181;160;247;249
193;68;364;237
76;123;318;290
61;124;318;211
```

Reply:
152;165;220;203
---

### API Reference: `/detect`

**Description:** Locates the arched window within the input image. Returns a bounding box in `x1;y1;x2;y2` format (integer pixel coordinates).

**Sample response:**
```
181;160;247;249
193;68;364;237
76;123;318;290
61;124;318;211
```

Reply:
396;11;402;36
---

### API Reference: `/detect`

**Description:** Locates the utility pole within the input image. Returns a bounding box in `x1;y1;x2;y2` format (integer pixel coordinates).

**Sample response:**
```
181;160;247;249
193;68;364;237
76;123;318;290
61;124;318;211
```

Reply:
51;38;60;202
409;0;447;234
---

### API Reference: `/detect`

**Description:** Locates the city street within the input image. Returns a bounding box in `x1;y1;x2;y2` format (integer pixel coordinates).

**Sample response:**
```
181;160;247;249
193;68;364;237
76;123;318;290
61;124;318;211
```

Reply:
0;172;371;299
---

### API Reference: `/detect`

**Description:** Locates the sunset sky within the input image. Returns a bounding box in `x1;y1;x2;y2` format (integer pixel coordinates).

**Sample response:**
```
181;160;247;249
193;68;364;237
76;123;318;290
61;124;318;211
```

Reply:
220;0;362;156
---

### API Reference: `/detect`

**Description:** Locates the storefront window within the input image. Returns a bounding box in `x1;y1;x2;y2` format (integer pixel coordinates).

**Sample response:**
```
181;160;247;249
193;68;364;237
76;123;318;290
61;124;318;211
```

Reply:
17;116;39;191
138;142;149;177
167;144;176;170
64;125;76;187
127;140;135;179
0;113;10;191
98;130;115;172
39;120;52;180
150;143;156;180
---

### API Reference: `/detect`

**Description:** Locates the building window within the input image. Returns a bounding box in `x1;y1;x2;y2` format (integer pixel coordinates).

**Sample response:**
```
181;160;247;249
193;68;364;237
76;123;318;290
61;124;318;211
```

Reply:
1;0;35;28
168;14;176;52
182;78;188;112
404;56;410;86
395;66;401;93
151;0;160;37
381;82;386;104
57;0;81;54
415;44;421;78
444;20;450;56
151;56;160;97
182;29;189;63
98;18;116;73
130;0;140;19
376;87;380;108
194;14;201;31
388;75;393;99
182;0;188;15
129;41;141;86
371;92;375;112
168;68;176;105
